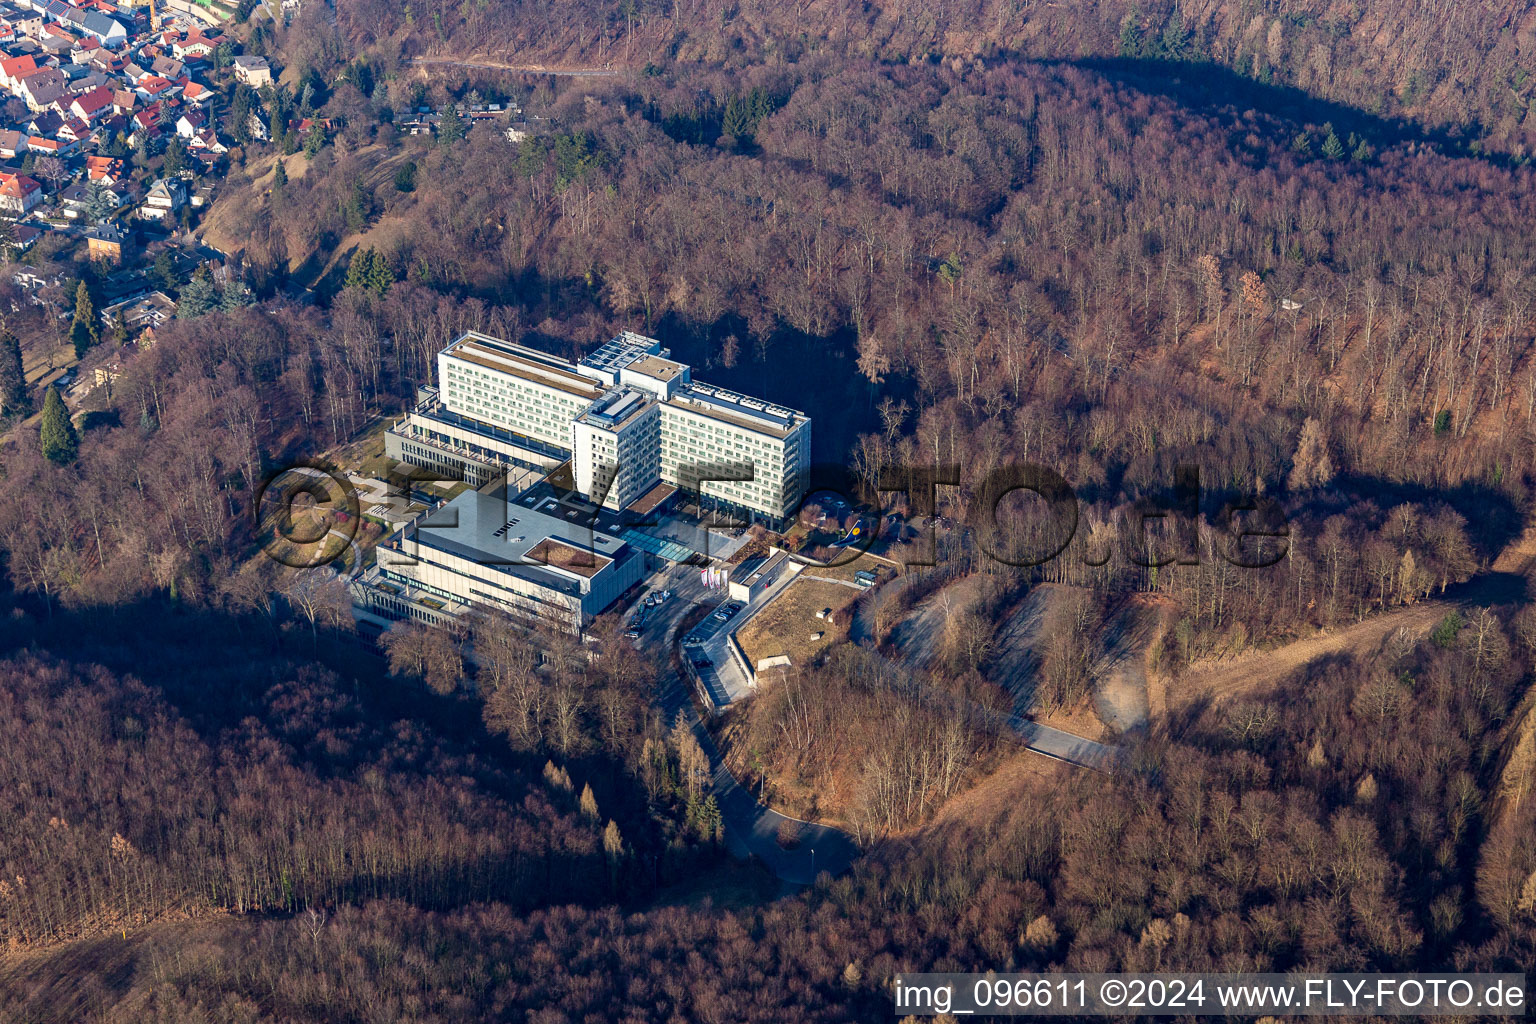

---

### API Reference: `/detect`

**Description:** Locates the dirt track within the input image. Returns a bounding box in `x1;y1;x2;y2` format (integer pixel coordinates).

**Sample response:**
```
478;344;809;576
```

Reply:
1170;601;1450;709
1170;523;1536;710
406;57;618;76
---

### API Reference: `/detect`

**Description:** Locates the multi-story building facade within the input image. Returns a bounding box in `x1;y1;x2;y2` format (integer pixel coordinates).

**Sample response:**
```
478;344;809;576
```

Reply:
354;489;644;634
437;333;603;448
385;330;812;525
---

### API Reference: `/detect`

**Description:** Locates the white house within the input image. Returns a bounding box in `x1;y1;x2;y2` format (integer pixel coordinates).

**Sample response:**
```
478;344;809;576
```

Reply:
140;176;187;221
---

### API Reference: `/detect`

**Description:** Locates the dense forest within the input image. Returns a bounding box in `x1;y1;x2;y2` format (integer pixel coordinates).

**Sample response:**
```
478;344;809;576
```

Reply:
0;613;1532;1019
0;0;1534;1018
337;0;1536;157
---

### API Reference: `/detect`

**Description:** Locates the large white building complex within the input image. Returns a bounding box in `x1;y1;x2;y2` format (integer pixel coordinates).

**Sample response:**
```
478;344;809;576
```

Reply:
386;330;813;525
355;489;644;635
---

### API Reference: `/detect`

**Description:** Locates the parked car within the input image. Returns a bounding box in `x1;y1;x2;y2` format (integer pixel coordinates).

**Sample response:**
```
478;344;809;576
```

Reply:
690;657;711;669
682;635;703;648
624;627;640;639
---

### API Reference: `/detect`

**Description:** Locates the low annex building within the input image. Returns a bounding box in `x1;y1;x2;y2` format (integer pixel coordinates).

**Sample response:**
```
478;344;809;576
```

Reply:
354;489;644;634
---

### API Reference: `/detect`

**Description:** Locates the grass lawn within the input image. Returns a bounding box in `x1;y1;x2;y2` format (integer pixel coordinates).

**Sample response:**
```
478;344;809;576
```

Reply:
329;416;394;473
356;450;395;480
23;338;75;387
793;556;891;584
735;576;860;670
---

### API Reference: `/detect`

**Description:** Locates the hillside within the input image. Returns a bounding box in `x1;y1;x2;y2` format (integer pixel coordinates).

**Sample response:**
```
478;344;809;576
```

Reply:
340;0;1536;155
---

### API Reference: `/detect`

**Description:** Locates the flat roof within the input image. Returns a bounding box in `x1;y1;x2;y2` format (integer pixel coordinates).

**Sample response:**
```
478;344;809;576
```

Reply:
576;386;654;430
626;481;676;517
578;330;663;375
732;549;792;586
444;333;601;399
410;489;629;595
665;387;802;439
629;354;685;380
527;537;610;578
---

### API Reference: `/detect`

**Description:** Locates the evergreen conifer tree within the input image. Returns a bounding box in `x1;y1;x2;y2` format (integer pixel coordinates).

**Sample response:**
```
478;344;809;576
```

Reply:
39;385;77;464
0;327;26;416
70;281;97;359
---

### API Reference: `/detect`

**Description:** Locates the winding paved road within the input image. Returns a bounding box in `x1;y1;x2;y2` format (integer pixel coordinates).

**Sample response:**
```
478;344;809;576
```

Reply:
641;563;860;884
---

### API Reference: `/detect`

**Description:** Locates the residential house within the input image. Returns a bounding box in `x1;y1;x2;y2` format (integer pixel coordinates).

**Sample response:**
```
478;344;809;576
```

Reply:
186;131;224;157
27;134;76;156
0;127;26;156
0;53;36;89
174;108;202;137
65;67;111;90
399;114;437;136
17;66;65;110
85;153;121;182
35;2;127;47
244;110;267;142
0;171;42;214
57;179;95;216
288;115;329;139
68;82;112;121
98;109;127;138
40;22;78;51
68;36;100;63
133;73;173;102
171;30;220;60
149;55;181;79
85;219;128;262
231;54;269;87
139;175;184;221
24;109;61;136
186;146;220;171
56;115;91;144
129;105;161;140
109;86;132;113
7;222;39;253
100;289;174;342
88;49;123;74
179;79;209;105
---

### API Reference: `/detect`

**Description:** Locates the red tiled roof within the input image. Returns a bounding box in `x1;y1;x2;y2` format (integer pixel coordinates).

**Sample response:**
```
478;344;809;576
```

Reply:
0;55;37;79
72;85;113;116
0;173;41;197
